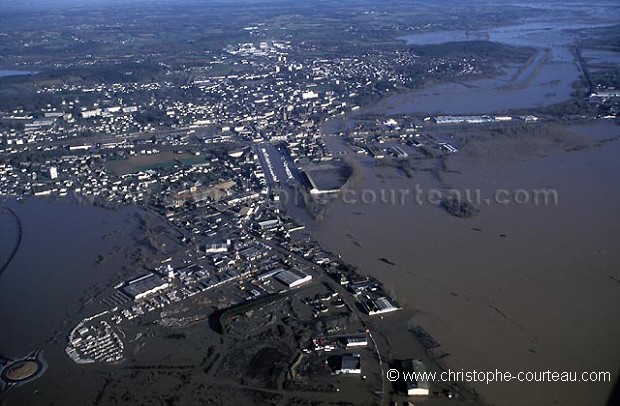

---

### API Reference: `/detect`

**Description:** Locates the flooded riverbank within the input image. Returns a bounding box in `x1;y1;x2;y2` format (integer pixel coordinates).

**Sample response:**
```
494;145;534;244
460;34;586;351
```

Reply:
356;12;619;116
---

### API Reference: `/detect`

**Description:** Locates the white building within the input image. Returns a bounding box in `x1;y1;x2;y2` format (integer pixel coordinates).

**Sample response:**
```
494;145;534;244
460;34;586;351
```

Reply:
275;269;312;288
365;297;401;316
205;239;231;254
258;219;280;230
346;336;368;347
302;91;319;100
404;359;430;396
122;106;138;113
81;109;101;118
122;273;170;301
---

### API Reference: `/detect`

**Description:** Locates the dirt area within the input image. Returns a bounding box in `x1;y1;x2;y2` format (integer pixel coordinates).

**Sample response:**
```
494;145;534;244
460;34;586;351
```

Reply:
106;152;205;175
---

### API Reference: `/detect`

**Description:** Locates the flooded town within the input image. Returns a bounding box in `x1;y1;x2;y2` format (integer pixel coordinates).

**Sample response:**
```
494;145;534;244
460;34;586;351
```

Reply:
0;0;619;405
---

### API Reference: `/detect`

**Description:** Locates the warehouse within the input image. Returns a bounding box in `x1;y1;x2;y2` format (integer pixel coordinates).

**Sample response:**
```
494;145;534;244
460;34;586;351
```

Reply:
275;269;312;288
403;359;430;396
364;296;401;316
257;267;286;281
337;353;361;374
122;273;170;301
346;336;368;347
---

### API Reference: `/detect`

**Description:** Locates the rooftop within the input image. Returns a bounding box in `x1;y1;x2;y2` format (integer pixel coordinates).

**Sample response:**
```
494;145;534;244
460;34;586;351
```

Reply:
123;273;169;299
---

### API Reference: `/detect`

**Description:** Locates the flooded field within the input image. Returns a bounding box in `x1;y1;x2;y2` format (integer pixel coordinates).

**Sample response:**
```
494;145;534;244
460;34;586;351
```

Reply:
301;121;620;406
0;70;38;78
358;13;619;115
582;49;620;73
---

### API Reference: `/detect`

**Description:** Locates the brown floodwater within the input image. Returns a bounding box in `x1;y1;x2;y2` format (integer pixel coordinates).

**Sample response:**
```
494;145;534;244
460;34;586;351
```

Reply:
357;9;619;116
304;121;620;406
0;198;143;404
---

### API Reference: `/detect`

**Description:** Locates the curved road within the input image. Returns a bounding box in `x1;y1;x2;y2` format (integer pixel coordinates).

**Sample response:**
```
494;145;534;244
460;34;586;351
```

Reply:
0;207;22;279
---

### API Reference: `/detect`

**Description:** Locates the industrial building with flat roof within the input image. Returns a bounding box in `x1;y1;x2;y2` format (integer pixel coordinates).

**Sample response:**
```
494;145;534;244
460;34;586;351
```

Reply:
432;115;493;124
122;273;170;301
403;359;430;396
364;296;401;316
257;268;286;281
301;169;347;196
337;353;361;374
275;269;312;288
346;336;368;347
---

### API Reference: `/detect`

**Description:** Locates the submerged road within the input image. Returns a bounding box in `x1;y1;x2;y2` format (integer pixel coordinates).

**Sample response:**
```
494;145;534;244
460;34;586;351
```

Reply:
0;207;22;279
